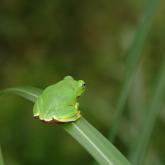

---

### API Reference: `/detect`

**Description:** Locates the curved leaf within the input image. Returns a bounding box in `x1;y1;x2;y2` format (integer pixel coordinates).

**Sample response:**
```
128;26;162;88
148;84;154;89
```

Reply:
0;87;130;165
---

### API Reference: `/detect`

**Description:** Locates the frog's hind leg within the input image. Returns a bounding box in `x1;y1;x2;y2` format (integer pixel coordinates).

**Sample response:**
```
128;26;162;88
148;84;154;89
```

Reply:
52;106;81;123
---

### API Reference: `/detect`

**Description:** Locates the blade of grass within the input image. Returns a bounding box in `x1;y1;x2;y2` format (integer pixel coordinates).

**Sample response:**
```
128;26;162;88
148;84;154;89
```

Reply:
64;118;130;165
0;87;41;102
109;0;160;142
129;57;165;165
0;87;130;165
0;145;5;165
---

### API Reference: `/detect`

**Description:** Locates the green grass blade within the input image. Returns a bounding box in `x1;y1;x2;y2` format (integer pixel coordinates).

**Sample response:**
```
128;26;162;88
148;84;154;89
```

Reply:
64;117;130;165
0;87;41;102
129;58;165;165
0;145;5;165
0;87;130;165
109;0;160;142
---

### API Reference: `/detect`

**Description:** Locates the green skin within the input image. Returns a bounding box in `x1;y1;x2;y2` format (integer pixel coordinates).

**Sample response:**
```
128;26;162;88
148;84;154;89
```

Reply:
33;76;85;123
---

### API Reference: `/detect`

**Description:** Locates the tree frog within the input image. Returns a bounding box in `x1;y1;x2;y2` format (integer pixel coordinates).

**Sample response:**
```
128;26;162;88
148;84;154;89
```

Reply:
33;76;86;123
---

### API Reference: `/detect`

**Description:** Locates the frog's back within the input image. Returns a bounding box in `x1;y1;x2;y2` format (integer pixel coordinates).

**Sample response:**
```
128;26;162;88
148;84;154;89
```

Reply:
43;80;75;106
33;76;79;120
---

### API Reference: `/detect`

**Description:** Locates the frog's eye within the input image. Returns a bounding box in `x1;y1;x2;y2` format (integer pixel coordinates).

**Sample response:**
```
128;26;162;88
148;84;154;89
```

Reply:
82;83;86;87
81;83;86;90
78;80;86;89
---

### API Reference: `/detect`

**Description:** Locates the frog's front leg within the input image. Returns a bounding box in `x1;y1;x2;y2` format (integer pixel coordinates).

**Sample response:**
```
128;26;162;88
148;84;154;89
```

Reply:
75;102;79;110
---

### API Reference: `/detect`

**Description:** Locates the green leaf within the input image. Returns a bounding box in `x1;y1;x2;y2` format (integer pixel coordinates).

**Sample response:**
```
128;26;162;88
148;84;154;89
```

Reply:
109;0;160;142
0;87;41;102
129;58;165;165
0;87;130;165
0;145;5;165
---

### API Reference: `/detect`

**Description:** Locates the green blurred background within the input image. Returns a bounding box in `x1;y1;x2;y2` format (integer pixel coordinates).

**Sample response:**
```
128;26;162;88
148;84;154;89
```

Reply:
0;0;165;164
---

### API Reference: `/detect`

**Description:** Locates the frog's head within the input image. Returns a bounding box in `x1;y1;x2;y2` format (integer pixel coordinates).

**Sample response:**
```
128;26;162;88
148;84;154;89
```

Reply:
77;79;86;96
64;76;86;96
